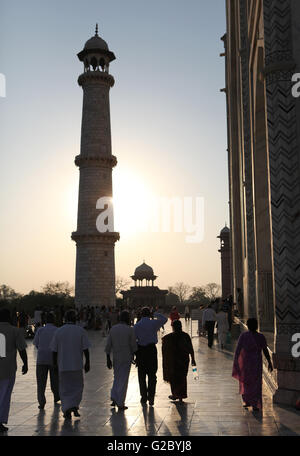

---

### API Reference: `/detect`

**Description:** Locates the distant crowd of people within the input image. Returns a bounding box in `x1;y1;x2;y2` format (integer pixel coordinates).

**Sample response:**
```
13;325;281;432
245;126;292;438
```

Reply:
168;295;234;350
9;305;116;333
8;305;166;339
0;298;273;433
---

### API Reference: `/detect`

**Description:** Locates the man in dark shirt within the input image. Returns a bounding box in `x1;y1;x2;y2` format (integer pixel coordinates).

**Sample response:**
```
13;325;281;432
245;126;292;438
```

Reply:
134;307;167;406
33;313;60;409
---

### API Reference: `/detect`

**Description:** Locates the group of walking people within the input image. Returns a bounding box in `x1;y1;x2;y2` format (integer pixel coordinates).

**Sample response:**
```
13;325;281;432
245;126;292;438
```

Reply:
0;302;274;433
105;307;196;410
0;307;91;431
105;305;273;413
201;303;230;349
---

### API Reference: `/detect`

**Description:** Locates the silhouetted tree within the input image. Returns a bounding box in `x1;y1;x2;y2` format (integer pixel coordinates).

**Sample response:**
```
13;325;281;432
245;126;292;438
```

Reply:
204;283;221;301
115;276;131;297
0;284;21;301
42;281;74;297
169;282;191;305
189;286;210;307
0;283;75;317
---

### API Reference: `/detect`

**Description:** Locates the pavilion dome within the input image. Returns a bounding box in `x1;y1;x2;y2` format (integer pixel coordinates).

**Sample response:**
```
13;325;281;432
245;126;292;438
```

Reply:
84;35;109;51
134;262;155;280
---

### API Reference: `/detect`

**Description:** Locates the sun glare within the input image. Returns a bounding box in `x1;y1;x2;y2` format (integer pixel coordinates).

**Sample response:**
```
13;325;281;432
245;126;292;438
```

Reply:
64;168;155;238
113;167;155;238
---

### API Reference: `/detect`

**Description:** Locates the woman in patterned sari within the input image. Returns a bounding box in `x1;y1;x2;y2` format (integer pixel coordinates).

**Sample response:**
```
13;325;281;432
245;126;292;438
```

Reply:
232;318;273;411
162;320;196;402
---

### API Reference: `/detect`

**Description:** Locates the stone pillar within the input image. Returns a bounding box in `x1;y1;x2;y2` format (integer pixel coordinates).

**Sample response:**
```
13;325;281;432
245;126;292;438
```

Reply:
263;0;300;405
239;0;257;320
72;34;119;309
252;43;275;332
224;2;244;313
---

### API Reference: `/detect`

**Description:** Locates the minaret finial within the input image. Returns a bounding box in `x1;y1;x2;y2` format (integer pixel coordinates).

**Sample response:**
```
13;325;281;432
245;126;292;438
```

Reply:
95;23;99;36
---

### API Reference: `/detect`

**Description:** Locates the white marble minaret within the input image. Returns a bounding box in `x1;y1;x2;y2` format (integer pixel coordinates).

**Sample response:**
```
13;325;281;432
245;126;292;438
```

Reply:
72;25;119;308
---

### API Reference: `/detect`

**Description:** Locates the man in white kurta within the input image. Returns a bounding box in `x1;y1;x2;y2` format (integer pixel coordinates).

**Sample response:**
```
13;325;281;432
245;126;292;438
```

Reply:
216;309;229;349
0;308;28;433
202;304;217;348
50;310;90;419
105;310;137;410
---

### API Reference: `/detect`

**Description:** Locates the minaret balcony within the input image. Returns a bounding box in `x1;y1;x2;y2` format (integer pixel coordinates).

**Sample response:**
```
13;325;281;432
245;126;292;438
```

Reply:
71;231;120;244
78;71;114;88
74;155;117;169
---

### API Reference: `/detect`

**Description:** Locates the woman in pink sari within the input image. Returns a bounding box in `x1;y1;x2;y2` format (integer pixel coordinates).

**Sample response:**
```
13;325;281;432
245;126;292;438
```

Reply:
232;318;273;411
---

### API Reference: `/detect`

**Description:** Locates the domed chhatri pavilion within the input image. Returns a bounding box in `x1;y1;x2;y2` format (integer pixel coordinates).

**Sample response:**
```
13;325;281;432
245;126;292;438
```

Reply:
121;262;168;309
131;263;157;286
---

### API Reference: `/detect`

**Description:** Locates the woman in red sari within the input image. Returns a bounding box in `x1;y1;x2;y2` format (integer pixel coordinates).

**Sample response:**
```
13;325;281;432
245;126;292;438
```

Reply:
162;320;196;402
232;318;273;411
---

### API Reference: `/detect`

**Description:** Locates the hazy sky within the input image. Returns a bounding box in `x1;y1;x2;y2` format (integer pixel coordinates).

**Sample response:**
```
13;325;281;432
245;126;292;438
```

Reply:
0;0;228;294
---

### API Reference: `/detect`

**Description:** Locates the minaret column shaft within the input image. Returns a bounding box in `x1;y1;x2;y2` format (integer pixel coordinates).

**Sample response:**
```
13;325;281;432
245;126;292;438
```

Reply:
72;66;119;309
80;76;113;157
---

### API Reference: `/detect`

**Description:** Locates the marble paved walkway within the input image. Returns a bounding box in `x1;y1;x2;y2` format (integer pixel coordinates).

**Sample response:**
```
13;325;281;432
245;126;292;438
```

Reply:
3;320;300;436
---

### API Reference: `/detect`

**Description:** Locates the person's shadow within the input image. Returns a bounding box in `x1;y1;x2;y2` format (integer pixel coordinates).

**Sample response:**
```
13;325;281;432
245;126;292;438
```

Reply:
60;417;81;436
34;404;61;436
34;408;46;433
173;401;190;435
47;403;61;435
141;405;157;435
109;408;129;436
